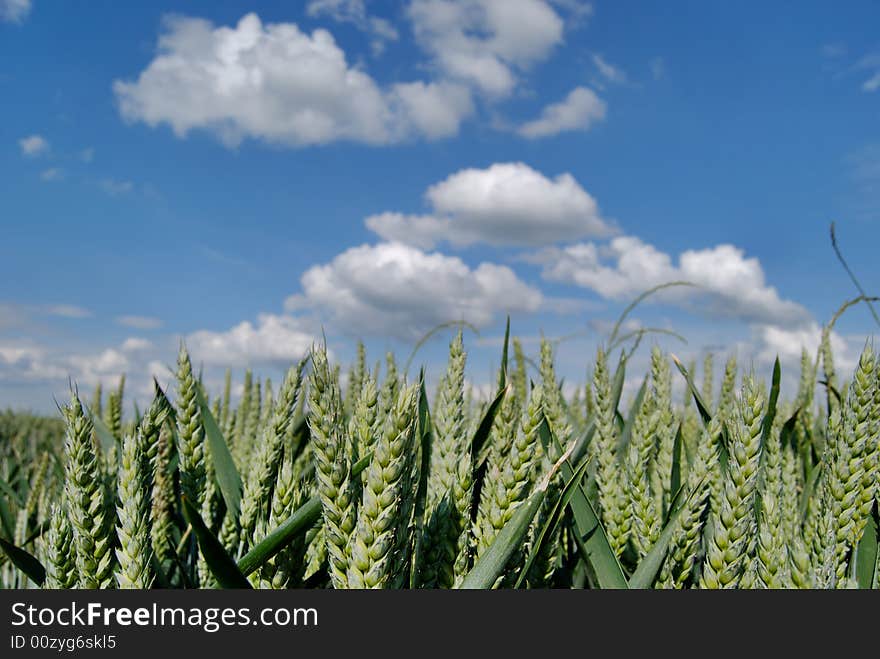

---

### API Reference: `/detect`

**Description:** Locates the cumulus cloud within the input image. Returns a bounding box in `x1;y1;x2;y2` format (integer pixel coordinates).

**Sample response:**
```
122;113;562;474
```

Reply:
517;86;606;138
113;13;474;148
752;322;865;383
364;213;447;250
389;81;474;139
306;0;399;55
67;349;130;386
0;320;309;404
366;162;612;248
549;0;593;19
288;241;542;339
0;0;30;23
0;344;66;382
116;315;163;330
0;342;127;386
0;345;45;369
755;322;832;364
407;0;565;96
530;236;810;326
19;134;49;157
187;313;316;367
121;338;153;352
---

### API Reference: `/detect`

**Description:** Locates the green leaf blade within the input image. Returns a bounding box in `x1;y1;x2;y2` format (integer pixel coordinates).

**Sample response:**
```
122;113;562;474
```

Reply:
196;387;242;522
0;537;46;587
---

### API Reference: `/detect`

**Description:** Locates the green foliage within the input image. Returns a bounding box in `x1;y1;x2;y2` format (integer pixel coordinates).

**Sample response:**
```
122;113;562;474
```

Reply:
2;321;879;590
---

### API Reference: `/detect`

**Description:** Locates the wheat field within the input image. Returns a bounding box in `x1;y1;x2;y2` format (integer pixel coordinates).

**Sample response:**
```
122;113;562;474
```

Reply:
1;307;878;590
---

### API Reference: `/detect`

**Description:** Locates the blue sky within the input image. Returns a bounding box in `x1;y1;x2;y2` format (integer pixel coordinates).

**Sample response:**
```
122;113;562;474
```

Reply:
1;0;878;410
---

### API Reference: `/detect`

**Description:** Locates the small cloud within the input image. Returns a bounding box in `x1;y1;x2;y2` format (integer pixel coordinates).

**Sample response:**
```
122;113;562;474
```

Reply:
116;315;163;330
650;56;665;80
80;147;95;163
121;337;153;352
854;53;880;92
821;43;846;58
306;1;399;56
592;54;628;84
406;0;565;97
100;178;134;195
550;0;594;21
517;86;606;139
40;168;64;182
862;72;880;92
199;246;250;268
0;0;31;24
19;134;49;157
44;304;91;319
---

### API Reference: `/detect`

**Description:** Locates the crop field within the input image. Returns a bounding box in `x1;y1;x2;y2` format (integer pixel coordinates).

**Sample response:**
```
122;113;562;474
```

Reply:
1;304;878;590
5;1;880;596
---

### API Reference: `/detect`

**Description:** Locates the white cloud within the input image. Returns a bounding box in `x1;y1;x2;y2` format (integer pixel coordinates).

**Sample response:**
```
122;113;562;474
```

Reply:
100;178;134;195
0;345;44;367
364;212;449;250
0;344;66;382
0;0;30;23
821;43;846;59
754;322;843;366
549;0;593;20
289;241;542;339
407;0;565;96
114;13;473;147
67;349;130;386
855;53;880;92
530;239;674;297
532;235;811;326
592;54;627;84
389;81;474;139
19;134;49;157
0;342;131;386
40;168;63;182
650;56;665;80
121;337;153;352
116;315;163;330
44;304;91;318
146;360;172;382
751;322;865;393
187;313;315;367
862;72;880;92
306;0;399;55
1;302;90;328
366;162;612;248
517;86;606;138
